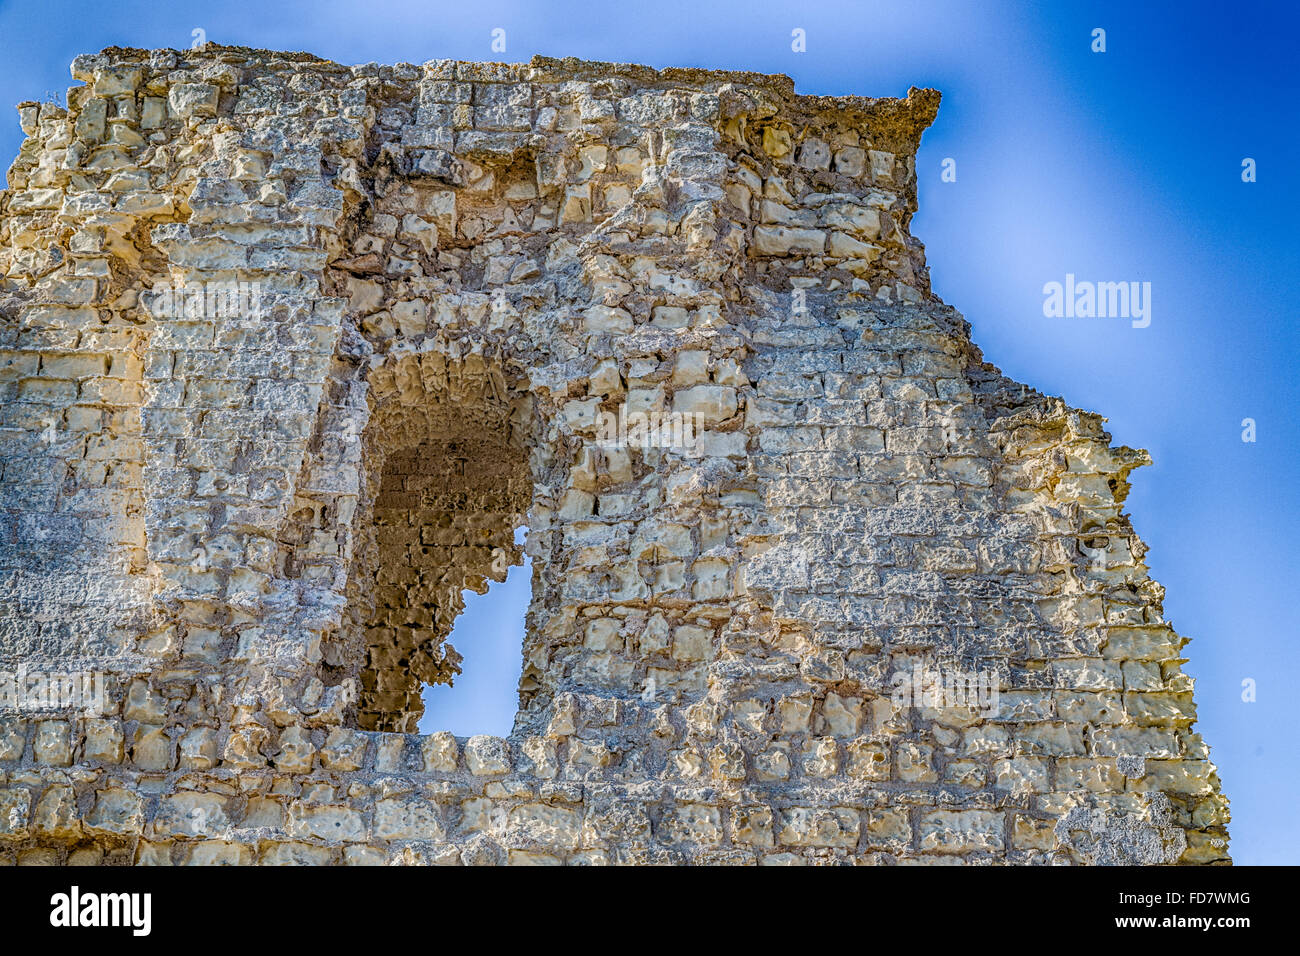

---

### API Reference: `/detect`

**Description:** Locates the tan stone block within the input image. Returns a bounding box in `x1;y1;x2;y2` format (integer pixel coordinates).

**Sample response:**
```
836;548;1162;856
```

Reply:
730;806;774;847
802;737;839;777
0;789;32;838
671;385;736;424
183;841;254;865
864;809;911;850
868;149;895;181
846;738;890;781
896;741;937;783
32;785;79;839
259;842;334;865
178;727;219;769
421;731;460;772
1011;814;1057;851
86;788;144;837
131;724;172;771
168;83;219;117
153;791;229;839
918;810;1004;855
33;720;71;766
288;803;367;842
508;803;582;850
663;805;723;844
320;728;368;771
752;226;826;257
465;735;510;775
762;127;792;157
778;808;859;848
671;624;713;662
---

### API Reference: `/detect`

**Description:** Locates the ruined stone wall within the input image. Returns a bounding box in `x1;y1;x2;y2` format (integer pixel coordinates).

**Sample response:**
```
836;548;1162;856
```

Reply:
0;47;1228;865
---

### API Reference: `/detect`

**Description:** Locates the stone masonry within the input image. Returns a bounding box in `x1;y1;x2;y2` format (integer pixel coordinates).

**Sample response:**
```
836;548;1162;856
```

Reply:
0;47;1228;865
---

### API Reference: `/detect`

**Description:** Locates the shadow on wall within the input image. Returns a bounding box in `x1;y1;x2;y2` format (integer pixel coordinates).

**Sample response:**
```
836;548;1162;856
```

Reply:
417;529;530;737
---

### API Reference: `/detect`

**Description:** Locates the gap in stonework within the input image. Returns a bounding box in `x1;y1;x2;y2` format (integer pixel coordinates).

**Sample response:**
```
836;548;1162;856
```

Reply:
417;526;528;737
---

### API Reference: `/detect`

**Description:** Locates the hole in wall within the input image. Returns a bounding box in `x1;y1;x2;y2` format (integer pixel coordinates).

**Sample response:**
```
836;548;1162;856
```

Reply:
341;352;534;734
417;525;529;737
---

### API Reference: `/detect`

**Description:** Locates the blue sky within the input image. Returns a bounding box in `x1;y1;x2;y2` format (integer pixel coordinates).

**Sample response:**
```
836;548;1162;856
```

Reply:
2;0;1294;864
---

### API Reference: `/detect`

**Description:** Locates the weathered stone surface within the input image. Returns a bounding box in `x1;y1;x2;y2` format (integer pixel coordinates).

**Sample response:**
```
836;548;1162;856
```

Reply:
0;48;1226;866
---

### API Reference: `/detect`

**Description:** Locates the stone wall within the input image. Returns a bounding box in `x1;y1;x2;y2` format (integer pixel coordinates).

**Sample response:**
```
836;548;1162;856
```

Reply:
0;47;1228;865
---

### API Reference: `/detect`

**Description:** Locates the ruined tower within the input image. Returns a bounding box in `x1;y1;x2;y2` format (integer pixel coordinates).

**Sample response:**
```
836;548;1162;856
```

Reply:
0;48;1228;864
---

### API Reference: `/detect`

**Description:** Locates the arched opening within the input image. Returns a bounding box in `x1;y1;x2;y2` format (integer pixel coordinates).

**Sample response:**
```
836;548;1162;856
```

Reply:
343;351;532;732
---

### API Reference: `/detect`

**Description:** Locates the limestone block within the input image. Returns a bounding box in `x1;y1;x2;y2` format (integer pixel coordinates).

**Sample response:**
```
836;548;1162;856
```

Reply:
752;225;827;256
918;810;1004;854
777;808;859;848
0;789;32;838
465;735;510;776
168;83;220;118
